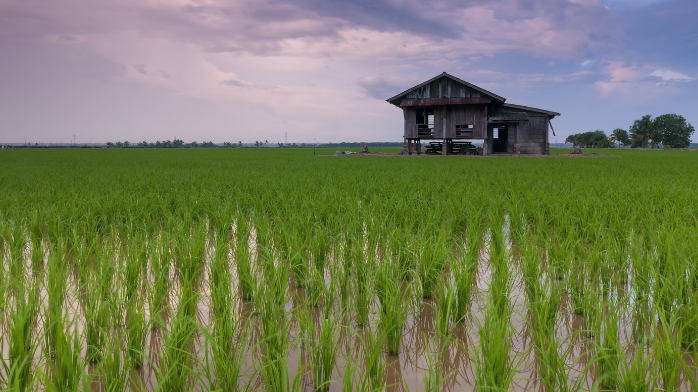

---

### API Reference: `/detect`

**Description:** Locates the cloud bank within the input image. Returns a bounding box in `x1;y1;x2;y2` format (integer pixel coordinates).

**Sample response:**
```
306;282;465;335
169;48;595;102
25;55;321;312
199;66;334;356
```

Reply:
0;0;695;142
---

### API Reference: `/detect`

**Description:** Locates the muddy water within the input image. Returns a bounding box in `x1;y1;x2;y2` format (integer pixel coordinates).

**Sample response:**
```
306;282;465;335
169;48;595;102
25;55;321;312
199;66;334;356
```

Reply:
2;235;697;392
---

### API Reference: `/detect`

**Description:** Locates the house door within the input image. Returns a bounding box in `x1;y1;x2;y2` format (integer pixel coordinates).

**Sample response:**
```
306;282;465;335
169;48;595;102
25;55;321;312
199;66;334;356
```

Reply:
492;124;508;153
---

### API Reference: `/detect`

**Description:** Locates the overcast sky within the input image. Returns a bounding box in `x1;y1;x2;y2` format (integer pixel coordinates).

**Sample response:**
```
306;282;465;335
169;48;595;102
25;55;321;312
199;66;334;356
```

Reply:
1;0;696;144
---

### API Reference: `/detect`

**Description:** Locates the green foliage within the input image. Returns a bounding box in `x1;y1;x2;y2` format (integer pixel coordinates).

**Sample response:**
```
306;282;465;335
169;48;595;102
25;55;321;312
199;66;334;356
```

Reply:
610;128;631;147
651;113;695;148
629;114;653;148
565;129;611;148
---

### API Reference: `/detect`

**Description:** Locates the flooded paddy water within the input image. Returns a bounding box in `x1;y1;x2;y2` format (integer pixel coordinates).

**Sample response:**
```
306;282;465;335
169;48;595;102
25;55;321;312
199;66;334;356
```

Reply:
2;222;697;392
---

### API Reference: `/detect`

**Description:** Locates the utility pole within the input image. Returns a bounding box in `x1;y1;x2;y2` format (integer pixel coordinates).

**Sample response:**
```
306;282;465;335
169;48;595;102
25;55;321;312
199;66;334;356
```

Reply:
285;132;287;146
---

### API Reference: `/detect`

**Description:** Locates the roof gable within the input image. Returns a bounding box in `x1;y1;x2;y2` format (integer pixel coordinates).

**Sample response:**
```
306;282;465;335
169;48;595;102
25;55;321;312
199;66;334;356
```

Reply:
386;72;506;106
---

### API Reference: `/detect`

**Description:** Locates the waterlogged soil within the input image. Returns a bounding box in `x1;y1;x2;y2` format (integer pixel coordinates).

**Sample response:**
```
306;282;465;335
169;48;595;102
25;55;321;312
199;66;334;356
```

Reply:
1;238;696;391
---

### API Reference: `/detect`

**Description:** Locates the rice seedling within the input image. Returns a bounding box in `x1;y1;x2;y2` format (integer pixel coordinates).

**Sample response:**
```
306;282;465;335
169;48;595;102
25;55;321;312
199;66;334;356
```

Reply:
44;240;68;360
8;222;28;294
435;279;456;341
594;299;622;390
375;261;408;355
528;274;568;392
361;325;386;391
422;334;456;392
257;282;299;392
341;346;371;392
617;344;654;392
124;234;146;304
547;231;574;281
83;271;109;364
234;215;255;301
299;309;340;391
204;238;252;392
149;233;171;328
354;254;372;327
417;233;448;300
41;315;83;392
471;295;520;392
126;296;148;369
306;266;325;309
334;246;352;311
3;281;40;392
452;241;477;324
100;332;129;392
655;310;682;392
287;226;309;289
152;287;200;392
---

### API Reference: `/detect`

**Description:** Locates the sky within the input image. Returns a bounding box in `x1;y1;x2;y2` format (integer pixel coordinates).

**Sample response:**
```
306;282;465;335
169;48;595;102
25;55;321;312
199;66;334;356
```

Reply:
1;0;696;144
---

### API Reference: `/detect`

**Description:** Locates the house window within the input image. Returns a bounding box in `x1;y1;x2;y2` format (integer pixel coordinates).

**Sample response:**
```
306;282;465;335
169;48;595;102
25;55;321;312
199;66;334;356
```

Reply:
493;128;499;139
455;124;474;138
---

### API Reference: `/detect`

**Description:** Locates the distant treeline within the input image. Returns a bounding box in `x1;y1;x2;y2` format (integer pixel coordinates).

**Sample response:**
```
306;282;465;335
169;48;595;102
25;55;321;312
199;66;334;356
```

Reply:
2;140;404;149
565;113;695;148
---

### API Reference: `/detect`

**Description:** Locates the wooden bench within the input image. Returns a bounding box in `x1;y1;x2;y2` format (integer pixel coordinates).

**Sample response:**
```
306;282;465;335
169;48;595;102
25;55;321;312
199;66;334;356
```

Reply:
426;142;442;154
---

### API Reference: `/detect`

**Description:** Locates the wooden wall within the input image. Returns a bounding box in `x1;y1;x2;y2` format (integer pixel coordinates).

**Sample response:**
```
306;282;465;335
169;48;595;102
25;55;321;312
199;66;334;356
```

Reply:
499;107;550;154
403;108;417;138
403;105;486;139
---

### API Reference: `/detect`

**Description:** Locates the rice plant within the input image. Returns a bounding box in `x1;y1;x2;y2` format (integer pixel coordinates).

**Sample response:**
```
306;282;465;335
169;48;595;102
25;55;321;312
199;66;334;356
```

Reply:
471;295;519;391
204;238;252;392
44;241;68;360
300;310;340;391
3;281;40;392
41;315;83;392
234;215;255;301
126;295;148;369
376;261;408;355
362;326;386;391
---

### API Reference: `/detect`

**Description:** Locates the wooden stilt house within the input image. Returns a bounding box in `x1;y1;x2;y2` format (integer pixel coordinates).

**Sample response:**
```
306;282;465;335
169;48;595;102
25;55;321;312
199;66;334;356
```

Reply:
386;72;560;155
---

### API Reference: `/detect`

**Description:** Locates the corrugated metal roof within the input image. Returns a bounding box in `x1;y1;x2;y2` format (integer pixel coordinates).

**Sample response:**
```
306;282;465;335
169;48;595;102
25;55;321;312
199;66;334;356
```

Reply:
489;112;530;122
502;103;560;118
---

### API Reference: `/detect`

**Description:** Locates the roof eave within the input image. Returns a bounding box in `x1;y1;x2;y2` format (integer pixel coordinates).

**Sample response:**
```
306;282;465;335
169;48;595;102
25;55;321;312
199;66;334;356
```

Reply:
502;103;560;118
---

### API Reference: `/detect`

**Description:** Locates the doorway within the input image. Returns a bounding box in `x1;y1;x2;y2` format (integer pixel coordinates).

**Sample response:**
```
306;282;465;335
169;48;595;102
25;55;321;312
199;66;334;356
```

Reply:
491;123;508;153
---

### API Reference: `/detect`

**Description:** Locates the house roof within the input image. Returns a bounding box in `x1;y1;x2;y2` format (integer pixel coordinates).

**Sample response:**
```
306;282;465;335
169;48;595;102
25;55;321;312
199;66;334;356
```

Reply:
386;72;506;106
502;103;560;118
488;112;530;122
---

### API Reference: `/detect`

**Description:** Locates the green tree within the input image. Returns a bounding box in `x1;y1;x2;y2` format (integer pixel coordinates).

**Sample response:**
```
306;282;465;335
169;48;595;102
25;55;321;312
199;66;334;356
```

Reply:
564;130;609;148
629;115;652;148
610;128;631;148
651;114;695;148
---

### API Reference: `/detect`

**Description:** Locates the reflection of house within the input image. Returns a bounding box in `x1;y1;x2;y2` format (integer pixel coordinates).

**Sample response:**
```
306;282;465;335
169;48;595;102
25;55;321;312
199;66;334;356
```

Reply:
386;72;560;155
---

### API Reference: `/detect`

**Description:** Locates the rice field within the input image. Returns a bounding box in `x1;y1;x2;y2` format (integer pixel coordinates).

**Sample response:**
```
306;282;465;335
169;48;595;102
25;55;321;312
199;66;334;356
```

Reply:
1;148;698;391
